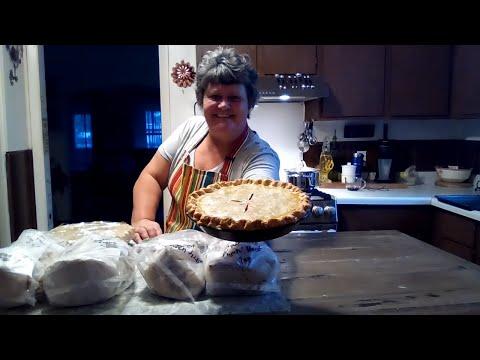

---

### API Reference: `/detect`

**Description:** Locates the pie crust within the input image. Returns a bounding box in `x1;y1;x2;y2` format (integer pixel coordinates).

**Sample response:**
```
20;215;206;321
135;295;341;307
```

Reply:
186;179;311;231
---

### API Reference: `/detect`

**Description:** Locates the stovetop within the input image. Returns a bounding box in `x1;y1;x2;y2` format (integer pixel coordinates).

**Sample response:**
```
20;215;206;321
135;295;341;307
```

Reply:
435;195;480;211
309;188;333;201
295;188;337;231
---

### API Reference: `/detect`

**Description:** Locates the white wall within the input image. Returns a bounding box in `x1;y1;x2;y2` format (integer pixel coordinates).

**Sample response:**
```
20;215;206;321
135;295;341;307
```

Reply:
0;45;29;247
0;46;11;247
248;103;305;181
158;45;197;225
0;45;52;247
24;46;53;232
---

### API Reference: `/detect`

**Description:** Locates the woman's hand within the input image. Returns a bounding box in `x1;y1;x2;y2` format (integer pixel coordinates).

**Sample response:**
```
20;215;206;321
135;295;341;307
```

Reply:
132;219;163;243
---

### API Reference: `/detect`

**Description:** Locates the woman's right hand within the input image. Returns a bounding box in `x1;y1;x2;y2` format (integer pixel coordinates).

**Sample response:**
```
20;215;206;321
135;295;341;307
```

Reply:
132;219;163;243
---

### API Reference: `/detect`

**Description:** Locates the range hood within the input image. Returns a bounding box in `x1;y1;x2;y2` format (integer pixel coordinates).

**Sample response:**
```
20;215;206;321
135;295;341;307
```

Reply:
257;74;329;103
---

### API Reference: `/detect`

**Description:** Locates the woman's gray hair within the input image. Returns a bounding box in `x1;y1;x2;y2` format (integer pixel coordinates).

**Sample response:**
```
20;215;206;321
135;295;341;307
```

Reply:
195;47;259;115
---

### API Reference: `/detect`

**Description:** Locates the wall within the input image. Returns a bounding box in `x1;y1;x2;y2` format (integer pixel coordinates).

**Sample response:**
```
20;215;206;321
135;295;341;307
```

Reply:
0;45;52;247
0;46;11;247
248;103;305;181
25;46;53;234
158;45;197;224
0;45;29;247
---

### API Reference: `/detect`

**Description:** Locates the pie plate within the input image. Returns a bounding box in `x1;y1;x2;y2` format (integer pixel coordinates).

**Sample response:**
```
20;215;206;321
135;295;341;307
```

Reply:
187;211;309;242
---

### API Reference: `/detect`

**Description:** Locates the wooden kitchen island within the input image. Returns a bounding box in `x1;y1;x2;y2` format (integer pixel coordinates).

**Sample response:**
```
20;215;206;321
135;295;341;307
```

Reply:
272;230;480;314
4;230;480;315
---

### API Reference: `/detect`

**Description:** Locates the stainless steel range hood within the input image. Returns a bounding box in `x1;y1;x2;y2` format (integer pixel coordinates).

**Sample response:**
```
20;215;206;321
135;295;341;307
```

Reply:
257;74;329;103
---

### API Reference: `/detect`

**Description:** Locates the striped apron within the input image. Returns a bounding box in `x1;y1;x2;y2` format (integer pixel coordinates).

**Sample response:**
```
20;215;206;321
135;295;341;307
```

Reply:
165;126;249;233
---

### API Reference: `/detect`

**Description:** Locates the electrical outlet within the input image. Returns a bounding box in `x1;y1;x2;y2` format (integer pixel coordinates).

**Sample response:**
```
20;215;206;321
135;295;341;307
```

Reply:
357;150;367;162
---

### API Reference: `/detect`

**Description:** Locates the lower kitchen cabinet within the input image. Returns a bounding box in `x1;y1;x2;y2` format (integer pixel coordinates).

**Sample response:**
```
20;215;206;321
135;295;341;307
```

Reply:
432;208;477;262
337;205;433;243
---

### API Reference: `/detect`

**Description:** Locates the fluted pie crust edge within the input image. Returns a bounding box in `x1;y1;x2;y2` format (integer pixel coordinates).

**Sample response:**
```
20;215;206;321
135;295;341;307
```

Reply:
185;179;311;231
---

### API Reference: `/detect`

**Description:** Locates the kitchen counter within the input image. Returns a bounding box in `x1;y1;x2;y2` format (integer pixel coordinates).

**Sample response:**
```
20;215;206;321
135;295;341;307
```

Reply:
319;174;480;221
1;268;290;316
4;230;480;315
271;230;480;314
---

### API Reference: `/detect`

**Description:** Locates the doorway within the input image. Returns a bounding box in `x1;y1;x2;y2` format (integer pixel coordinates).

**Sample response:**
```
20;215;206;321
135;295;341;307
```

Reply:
43;45;163;227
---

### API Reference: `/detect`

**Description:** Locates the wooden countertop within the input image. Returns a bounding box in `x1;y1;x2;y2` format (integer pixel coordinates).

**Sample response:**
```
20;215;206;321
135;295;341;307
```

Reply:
4;230;480;315
269;230;480;314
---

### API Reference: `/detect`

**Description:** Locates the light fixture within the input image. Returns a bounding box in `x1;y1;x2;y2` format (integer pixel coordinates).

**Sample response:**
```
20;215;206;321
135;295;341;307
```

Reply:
5;45;24;86
279;94;290;101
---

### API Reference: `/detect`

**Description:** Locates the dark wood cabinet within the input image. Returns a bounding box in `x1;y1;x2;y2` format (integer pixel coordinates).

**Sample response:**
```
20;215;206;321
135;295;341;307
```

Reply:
196;45;472;122
450;45;480;118
337;205;433;243
386;45;452;117
338;205;480;264
257;45;317;75
432;208;477;262
306;45;386;119
196;45;257;68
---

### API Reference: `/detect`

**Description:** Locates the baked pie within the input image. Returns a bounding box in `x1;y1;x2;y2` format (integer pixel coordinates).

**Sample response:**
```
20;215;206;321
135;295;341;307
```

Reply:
186;179;311;231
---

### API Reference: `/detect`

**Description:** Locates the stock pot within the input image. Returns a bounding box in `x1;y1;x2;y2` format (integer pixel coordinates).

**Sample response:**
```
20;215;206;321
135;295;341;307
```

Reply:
285;167;319;193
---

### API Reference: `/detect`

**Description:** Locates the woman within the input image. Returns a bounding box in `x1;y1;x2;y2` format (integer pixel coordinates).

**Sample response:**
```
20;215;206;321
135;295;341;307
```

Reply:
131;47;280;242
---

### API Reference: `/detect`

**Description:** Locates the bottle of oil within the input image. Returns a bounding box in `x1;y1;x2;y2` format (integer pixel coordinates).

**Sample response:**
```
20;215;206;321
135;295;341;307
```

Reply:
328;129;340;182
318;136;334;183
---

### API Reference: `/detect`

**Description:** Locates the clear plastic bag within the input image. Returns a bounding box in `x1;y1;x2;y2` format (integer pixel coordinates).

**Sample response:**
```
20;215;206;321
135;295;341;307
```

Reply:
135;230;216;302
48;221;135;247
0;229;65;308
204;240;281;296
42;237;135;307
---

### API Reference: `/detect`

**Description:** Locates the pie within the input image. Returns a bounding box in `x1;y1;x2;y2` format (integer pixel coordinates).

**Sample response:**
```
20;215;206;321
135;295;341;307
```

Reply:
186;179;311;231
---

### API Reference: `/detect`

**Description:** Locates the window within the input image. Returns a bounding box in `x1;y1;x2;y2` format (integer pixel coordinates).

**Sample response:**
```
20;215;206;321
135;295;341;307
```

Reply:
145;110;161;149
73;113;93;149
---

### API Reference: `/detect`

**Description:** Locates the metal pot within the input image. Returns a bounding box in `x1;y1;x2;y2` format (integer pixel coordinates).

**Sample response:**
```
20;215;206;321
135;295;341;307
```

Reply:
285;167;319;193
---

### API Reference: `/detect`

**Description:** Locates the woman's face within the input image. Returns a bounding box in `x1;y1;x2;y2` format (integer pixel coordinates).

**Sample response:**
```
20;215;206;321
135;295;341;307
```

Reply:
202;83;250;141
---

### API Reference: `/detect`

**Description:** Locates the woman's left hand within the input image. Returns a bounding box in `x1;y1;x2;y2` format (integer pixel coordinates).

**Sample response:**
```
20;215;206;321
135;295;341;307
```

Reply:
132;219;163;243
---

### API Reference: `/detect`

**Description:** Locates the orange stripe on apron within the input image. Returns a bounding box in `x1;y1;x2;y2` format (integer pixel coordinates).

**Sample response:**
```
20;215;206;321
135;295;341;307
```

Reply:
165;126;249;233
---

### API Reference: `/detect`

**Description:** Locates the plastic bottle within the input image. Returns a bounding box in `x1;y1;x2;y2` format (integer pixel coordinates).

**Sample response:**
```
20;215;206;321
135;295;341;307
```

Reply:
352;152;364;179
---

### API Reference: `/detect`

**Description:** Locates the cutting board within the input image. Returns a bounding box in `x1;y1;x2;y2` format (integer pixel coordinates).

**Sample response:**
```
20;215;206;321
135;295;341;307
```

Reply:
435;180;472;188
318;182;408;189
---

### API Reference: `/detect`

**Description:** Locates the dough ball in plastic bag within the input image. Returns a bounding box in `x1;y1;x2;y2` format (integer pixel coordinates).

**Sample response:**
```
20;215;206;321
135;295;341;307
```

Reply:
49;221;135;246
205;240;280;296
42;238;135;307
0;229;65;308
136;238;205;301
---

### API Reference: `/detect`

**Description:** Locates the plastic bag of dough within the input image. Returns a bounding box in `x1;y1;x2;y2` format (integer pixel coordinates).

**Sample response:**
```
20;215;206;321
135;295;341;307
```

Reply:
0;229;65;308
42;237;135;307
145;229;217;252
204;240;280;296
48;221;135;247
135;230;215;301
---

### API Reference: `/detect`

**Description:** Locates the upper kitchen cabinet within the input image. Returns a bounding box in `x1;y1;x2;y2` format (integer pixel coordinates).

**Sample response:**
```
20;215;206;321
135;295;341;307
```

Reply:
305;45;386;120
257;45;317;75
196;45;257;68
386;45;452;117
316;45;386;118
450;45;480;118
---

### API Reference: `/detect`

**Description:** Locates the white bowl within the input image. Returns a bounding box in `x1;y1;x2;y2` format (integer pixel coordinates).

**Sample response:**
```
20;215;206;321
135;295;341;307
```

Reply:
435;166;472;183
